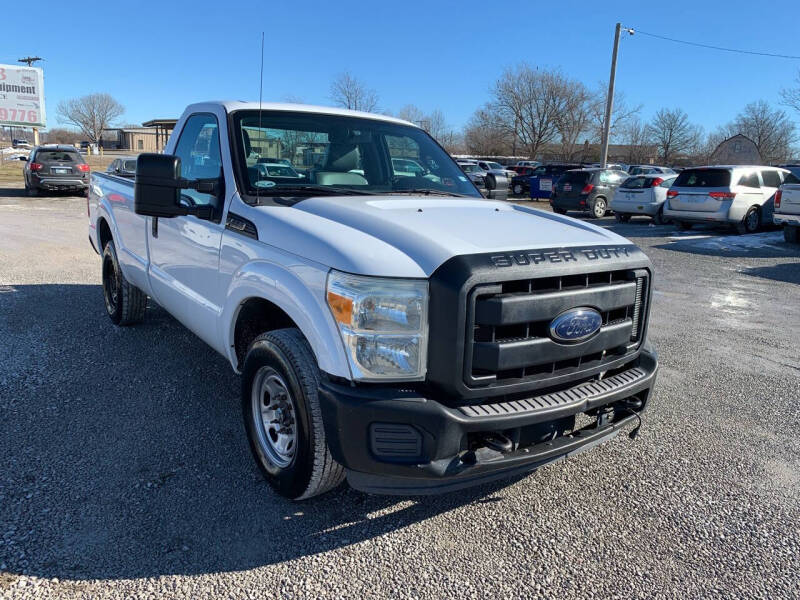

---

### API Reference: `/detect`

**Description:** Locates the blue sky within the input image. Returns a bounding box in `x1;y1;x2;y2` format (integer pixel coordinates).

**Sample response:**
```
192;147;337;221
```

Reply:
4;0;799;134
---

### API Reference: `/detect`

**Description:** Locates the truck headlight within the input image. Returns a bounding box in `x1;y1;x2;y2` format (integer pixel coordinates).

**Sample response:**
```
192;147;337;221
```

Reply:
326;270;429;381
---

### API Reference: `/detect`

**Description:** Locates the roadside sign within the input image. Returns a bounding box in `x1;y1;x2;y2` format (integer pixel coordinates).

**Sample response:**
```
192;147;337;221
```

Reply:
0;64;46;128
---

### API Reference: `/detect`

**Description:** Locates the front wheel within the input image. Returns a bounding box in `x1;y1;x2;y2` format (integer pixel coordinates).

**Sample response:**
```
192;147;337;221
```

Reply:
102;239;147;325
512;183;523;196
590;197;607;219
242;328;344;500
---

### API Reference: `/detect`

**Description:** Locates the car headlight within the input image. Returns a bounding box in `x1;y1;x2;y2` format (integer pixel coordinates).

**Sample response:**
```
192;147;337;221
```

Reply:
326;270;429;381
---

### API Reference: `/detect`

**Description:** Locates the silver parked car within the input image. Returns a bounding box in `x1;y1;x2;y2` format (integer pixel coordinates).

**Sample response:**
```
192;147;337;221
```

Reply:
663;165;792;233
628;165;675;175
475;159;515;180
611;173;678;224
106;156;138;178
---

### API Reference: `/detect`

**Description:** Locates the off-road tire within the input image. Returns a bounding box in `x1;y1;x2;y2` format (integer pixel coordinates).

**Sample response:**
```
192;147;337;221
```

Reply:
242;328;345;500
102;239;147;325
785;225;799;244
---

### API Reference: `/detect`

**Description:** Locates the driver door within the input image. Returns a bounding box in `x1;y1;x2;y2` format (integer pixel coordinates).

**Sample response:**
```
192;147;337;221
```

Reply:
147;113;226;348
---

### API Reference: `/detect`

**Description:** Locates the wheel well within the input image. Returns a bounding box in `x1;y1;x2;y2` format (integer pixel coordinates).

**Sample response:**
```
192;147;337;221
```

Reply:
233;297;298;367
98;218;112;250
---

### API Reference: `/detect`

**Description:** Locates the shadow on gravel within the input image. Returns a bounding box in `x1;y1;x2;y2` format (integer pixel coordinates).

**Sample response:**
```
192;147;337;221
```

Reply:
0;284;522;582
740;263;800;285
0;186;83;199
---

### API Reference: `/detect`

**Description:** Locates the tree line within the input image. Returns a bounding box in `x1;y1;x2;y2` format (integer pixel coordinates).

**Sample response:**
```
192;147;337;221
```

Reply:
50;67;800;164
330;66;800;165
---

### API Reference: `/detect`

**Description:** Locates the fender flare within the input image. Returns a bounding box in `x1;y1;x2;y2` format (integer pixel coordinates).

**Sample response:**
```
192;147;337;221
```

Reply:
221;260;351;379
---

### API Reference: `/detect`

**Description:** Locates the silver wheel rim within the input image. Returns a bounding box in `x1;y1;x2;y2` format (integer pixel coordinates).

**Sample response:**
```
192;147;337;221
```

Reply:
514;184;522;195
251;366;297;468
594;199;605;217
747;210;758;231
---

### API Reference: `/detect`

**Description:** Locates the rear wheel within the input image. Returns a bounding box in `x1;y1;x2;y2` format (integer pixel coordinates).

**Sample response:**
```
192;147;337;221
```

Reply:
25;181;39;197
590;197;607;219
242;328;344;500
615;213;631;223
652;206;668;225
102;239;147;325
785;225;799;244
737;206;760;234
553;207;567;215
512;183;523;196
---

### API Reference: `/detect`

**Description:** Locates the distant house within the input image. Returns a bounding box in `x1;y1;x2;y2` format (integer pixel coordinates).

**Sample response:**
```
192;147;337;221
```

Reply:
100;119;177;152
710;134;760;165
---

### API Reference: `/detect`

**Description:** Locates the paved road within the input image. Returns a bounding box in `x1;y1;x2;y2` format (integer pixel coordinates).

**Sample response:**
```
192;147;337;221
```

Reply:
2;184;799;599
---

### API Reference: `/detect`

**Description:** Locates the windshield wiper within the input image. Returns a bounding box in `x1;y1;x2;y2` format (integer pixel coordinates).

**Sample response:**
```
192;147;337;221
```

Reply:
386;188;469;197
256;185;375;196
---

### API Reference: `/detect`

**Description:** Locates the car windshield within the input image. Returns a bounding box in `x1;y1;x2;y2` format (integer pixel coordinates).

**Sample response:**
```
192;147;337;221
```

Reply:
460;164;481;173
122;159;137;171
37;151;79;162
673;168;731;188
487;162;503;170
233;110;481;201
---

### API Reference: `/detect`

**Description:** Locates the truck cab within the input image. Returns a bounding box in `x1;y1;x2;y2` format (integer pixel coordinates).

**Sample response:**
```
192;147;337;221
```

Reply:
88;101;658;499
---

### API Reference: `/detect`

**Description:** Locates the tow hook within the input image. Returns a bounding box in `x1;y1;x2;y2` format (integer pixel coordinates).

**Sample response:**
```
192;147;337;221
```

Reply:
479;432;514;453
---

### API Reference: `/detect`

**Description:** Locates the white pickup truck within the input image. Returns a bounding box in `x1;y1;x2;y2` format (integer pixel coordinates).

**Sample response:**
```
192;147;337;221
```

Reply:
774;173;800;243
88;101;658;499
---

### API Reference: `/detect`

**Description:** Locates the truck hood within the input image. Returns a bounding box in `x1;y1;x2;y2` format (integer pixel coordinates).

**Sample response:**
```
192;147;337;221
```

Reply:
253;196;633;278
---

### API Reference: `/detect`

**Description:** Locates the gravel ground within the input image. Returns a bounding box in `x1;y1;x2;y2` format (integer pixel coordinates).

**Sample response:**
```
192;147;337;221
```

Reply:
1;183;799;599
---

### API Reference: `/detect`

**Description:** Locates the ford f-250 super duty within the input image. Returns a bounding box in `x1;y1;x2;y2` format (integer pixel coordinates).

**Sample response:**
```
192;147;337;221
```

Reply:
88;101;658;500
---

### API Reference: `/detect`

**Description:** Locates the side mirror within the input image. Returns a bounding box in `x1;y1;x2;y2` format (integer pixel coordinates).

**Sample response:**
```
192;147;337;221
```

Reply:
135;154;183;217
134;154;215;219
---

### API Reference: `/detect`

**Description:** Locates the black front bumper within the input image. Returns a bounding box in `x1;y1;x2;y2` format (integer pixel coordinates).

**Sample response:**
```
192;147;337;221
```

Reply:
319;347;658;495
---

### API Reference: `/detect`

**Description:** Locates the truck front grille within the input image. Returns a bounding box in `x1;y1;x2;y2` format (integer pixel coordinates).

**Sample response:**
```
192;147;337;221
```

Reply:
464;269;649;388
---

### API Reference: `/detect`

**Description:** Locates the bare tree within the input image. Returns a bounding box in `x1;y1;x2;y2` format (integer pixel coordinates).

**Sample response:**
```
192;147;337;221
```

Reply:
646;108;701;163
56;93;124;143
42;128;83;145
552;82;591;161
396;104;426;125
329;72;379;112
723;100;796;163
463;106;513;156
780;70;800;115
491;64;579;159
588;83;642;144
620;117;652;164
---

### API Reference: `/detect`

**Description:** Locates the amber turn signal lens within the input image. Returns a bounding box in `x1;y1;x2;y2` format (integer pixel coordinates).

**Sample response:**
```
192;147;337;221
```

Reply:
327;291;353;325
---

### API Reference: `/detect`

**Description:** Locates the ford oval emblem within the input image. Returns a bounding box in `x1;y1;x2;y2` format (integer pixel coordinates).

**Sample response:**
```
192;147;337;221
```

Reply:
549;308;602;343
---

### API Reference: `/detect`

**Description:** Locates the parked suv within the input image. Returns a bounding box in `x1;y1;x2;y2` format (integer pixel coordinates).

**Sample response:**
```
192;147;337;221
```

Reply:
628;165;674;176
24;144;90;196
527;163;583;199
663;166;791;233
611;174;678;224
550;168;628;218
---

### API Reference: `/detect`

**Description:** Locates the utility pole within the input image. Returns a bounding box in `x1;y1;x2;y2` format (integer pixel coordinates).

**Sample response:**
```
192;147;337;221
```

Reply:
18;56;43;67
17;57;44;145
600;24;633;168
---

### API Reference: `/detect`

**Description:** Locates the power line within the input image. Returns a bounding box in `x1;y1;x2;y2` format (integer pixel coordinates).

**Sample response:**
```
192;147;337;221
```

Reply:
632;29;800;60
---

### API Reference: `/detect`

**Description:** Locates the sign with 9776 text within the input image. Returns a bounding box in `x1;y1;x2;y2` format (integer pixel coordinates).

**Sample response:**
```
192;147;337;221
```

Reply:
0;64;46;128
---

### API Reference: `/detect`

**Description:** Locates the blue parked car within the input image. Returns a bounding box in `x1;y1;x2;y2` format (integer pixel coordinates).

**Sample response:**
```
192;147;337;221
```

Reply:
528;163;583;199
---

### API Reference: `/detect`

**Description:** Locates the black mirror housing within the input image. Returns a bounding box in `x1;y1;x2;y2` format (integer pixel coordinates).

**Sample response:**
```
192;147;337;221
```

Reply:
134;154;183;217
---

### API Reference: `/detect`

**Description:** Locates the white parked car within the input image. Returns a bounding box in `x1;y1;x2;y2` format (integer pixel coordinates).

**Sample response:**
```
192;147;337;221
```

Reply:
611;174;678;224
475;159;515;180
774;171;800;243
663;165;792;234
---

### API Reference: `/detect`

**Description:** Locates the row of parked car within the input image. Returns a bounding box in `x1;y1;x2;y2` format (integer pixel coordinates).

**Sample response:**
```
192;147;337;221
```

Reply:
455;158;800;242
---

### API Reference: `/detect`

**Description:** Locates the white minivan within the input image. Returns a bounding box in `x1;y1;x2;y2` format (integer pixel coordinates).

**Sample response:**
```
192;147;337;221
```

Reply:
663;165;792;233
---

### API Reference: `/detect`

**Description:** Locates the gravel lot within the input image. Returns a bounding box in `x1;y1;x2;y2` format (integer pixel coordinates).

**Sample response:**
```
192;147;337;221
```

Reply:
1;183;799;599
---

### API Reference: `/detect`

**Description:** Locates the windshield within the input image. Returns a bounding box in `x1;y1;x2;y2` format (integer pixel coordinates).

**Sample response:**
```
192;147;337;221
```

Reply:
487;162;503;170
673;168;731;188
233;110;481;201
460;164;481;173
